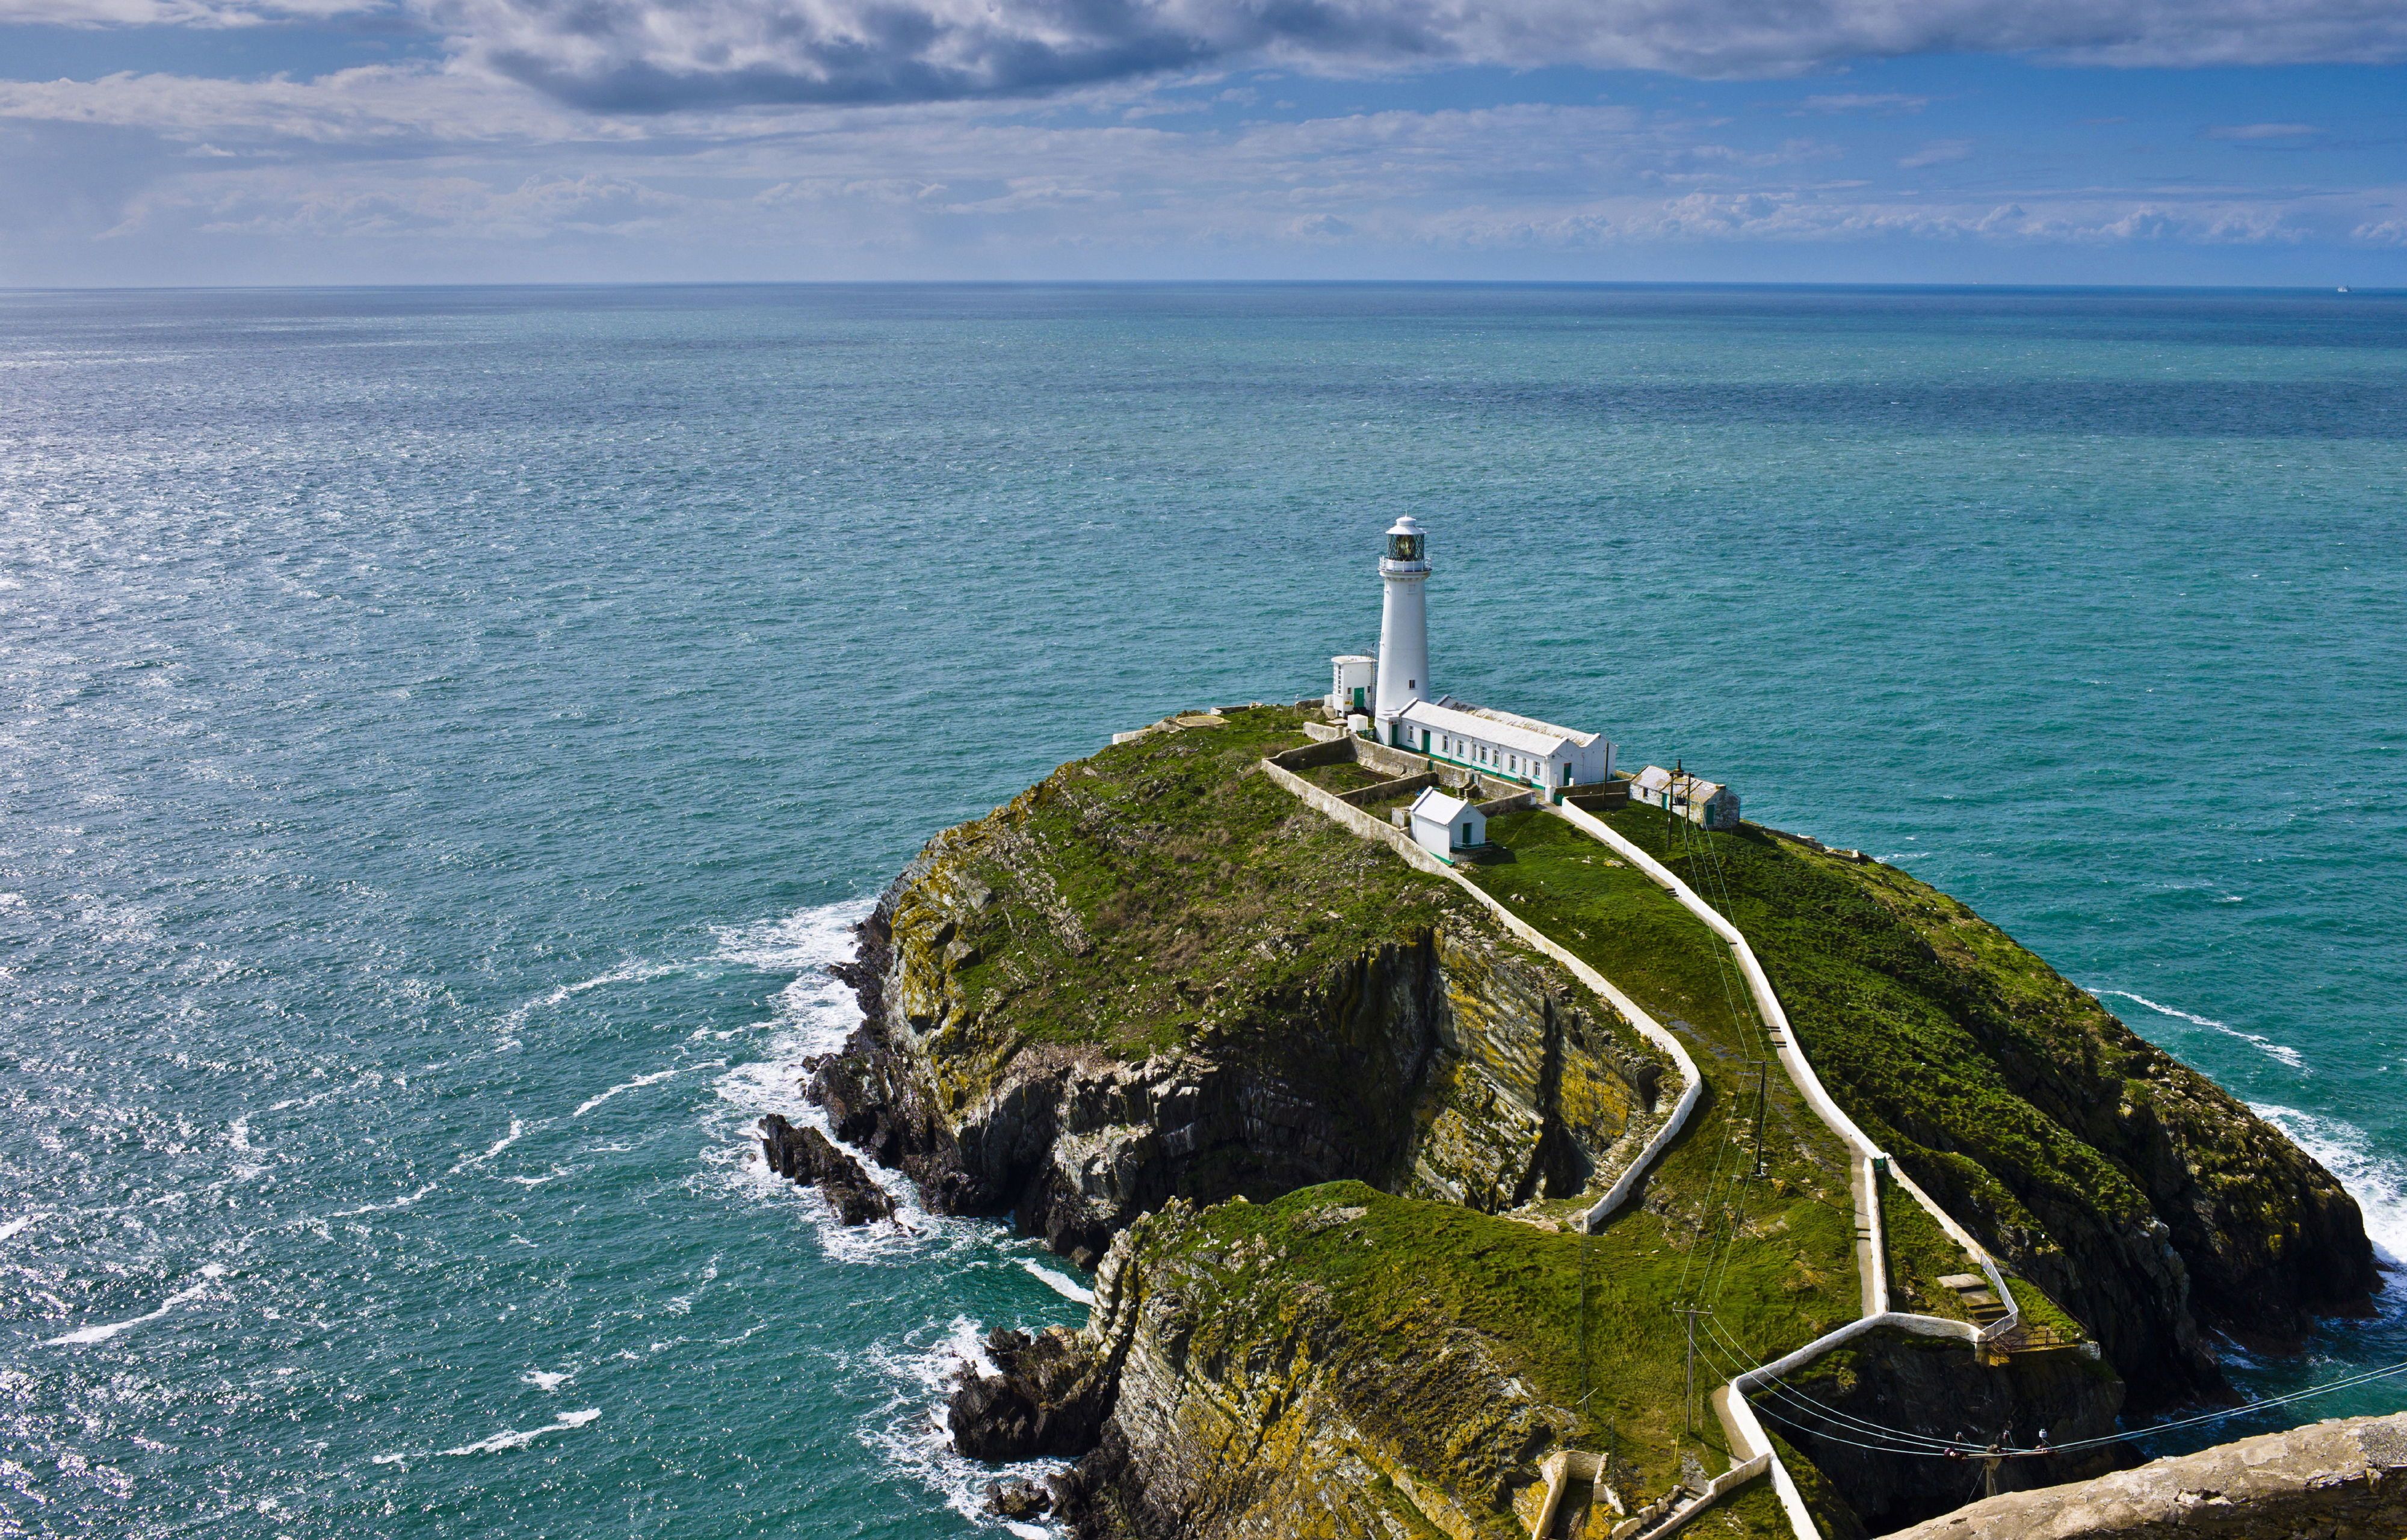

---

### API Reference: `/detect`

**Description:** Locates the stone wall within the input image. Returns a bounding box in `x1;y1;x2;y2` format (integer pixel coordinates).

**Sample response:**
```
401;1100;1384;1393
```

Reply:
1886;1412;2407;1540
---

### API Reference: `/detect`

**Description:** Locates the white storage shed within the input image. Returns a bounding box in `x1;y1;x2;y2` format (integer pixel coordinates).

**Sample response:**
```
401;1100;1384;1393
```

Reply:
1407;787;1485;859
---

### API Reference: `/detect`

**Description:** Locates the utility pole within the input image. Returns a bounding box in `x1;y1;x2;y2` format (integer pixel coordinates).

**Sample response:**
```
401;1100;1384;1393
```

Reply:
1750;1060;1770;1180
1676;1306;1706;1435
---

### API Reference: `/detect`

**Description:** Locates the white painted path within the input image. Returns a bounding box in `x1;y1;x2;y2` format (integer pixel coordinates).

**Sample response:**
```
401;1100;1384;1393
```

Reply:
1261;750;2025;1540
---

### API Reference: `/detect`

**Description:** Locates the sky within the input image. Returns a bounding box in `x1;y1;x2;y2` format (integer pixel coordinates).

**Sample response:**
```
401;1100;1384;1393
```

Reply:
2;0;2405;285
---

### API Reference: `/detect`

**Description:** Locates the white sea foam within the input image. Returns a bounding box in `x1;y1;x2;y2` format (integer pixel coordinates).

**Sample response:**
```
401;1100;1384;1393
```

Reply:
575;1062;722;1120
493;960;684;1046
331;1181;441;1218
2251;1104;2407;1263
45;1263;226;1346
705;898;958;1264
227;1117;252;1151
452;1119;526;1171
1018;1260;1095;1305
521;1369;573;1393
374;1409;601;1468
2095;988;2307;1070
0;1212;51;1243
859;1315;1064;1538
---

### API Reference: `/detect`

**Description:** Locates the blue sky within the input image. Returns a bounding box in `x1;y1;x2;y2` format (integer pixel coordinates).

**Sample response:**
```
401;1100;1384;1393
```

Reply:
2;0;2404;285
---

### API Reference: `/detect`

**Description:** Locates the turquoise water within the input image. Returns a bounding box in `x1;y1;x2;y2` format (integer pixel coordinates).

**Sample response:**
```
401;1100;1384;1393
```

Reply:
2;284;2403;1535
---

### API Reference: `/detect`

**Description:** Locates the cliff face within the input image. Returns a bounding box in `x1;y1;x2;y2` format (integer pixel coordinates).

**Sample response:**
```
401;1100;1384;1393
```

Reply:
810;710;2378;1539
1596;808;2377;1407
1885;1412;2407;1540
808;707;1667;1264
974;1186;2118;1540
1766;1332;2125;1539
1055;1190;1578;1540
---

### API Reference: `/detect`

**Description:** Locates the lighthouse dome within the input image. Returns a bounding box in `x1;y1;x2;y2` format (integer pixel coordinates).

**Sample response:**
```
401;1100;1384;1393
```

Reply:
1383;515;1427;565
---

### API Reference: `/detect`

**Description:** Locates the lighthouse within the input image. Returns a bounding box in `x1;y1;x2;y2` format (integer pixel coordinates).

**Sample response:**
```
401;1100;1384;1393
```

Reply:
1374;515;1430;744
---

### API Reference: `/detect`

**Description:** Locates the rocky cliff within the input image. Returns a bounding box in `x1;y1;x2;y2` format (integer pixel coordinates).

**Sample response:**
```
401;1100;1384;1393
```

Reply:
800;705;2378;1539
808;706;1670;1264
1886;1411;2407;1539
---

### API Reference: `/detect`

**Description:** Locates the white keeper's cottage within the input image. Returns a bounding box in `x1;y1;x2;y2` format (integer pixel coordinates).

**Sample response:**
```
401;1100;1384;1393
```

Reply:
1326;516;1621;800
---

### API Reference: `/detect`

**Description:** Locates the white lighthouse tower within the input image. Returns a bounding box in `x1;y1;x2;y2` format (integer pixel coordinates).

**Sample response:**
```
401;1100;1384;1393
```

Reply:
1374;515;1430;745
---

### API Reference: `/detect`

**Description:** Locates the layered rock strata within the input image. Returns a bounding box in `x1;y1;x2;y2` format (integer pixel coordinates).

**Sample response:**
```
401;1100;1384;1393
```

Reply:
1886;1411;2407;1539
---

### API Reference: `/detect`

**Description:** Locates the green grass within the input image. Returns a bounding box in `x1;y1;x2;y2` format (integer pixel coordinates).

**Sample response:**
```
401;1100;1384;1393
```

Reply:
927;706;1486;1055
1880;1173;1975;1324
1296;759;1392;795
1142;1181;1837;1535
1592;806;2145;1341
1436;808;1865;1526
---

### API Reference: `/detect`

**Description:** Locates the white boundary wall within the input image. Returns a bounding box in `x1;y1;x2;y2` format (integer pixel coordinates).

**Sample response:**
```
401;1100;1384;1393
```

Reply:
1262;749;2028;1540
1258;759;1706;1223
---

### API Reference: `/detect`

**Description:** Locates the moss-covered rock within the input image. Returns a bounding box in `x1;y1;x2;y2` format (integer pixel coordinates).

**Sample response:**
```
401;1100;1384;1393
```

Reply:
806;716;2375;1538
1595;807;2376;1406
807;706;1671;1263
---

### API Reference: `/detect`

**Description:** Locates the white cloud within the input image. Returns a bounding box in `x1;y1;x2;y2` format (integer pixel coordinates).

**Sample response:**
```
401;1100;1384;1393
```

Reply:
0;0;374;22
0;64;629;143
1796;92;1929;113
412;0;2407;111
2205;121;2320;140
1898;137;1971;167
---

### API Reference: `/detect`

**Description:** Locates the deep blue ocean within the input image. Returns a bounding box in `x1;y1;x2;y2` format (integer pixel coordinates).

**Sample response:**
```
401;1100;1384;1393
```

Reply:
2;284;2403;1538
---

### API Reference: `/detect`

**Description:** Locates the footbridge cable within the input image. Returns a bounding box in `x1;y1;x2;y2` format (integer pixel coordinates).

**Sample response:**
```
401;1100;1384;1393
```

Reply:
1698;1316;2407;1460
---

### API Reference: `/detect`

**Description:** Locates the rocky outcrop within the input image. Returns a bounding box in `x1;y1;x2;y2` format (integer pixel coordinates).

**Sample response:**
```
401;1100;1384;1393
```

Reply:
806;722;1668;1263
1886;1412;2407;1539
948;1325;1118;1463
756;1114;895;1226
1048;1195;1573;1540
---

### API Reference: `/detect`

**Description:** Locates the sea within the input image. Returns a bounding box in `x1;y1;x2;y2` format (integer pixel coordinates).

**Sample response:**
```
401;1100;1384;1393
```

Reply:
2;283;2403;1538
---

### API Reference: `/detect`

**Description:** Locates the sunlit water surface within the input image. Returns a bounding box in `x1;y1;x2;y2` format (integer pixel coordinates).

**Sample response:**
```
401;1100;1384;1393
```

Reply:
2;285;2403;1535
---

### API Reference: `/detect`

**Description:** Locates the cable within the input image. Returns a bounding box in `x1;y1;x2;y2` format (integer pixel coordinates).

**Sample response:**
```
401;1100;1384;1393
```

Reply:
1738;1349;2407;1459
1698;1317;1974;1453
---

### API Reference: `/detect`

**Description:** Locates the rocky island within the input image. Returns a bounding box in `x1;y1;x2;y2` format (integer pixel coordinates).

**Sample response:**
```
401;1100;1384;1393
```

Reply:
771;698;2379;1540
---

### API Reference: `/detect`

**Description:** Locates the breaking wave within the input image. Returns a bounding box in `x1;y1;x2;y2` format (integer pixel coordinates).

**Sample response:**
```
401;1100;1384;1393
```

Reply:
2251;1104;2407;1264
2095;988;2307;1070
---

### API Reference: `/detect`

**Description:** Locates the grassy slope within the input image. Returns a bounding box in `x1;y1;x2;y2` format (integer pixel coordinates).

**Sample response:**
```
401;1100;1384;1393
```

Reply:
1453;809;1862;1521
941;706;1469;1055
1595;805;2156;1295
1145;1181;1840;1533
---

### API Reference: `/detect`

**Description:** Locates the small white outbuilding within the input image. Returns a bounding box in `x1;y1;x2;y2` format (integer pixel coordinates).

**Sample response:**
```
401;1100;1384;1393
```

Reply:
1407;787;1485;860
1629;765;1741;831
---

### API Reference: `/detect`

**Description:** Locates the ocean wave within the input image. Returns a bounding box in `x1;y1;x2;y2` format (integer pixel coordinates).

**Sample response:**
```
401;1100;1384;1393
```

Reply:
373;1409;601;1468
0;1212;51;1244
44;1264;226;1347
453;1119;527;1171
709;898;874;975
574;1061;723;1120
1018;1259;1095;1305
705;898;957;1265
2251;1104;2407;1263
492;960;685;1048
2095;988;2307;1070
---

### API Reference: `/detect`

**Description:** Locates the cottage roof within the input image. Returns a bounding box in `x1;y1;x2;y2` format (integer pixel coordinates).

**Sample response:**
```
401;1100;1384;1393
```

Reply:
1407;787;1475;824
1631;765;1725;802
1397;697;1589;758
